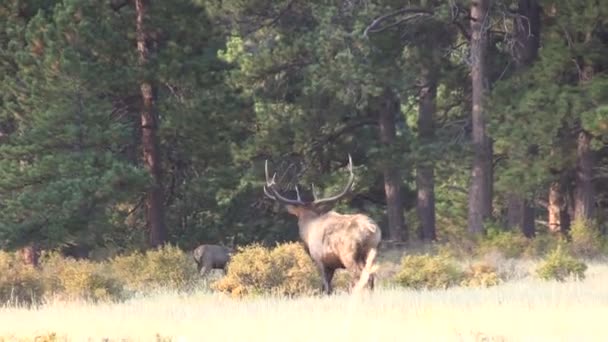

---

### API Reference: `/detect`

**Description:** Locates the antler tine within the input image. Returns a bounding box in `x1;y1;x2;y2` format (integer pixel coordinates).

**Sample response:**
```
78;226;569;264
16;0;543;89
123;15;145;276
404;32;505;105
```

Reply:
263;159;307;206
295;185;301;201
347;153;353;172
311;154;355;206
264;160;273;185
311;183;318;201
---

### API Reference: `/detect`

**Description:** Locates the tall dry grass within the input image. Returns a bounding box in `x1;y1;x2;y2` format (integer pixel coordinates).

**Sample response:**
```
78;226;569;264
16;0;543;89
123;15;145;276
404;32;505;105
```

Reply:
1;262;607;341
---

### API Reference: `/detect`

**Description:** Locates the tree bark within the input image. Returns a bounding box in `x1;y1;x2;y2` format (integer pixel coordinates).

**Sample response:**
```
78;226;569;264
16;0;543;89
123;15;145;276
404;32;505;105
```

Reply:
513;0;541;67
548;181;572;233
505;0;540;236
416;69;436;241
135;0;166;247
506;194;535;237
378;88;407;241
574;131;594;221
468;0;493;235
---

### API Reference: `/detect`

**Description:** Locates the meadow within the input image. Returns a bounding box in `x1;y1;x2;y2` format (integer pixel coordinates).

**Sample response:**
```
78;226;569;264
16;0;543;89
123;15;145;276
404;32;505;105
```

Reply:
1;261;607;342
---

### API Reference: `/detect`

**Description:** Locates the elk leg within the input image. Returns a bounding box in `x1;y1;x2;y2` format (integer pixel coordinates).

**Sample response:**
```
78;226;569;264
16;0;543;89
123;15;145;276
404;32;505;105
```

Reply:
316;262;332;295
199;264;210;277
324;267;335;295
342;259;363;291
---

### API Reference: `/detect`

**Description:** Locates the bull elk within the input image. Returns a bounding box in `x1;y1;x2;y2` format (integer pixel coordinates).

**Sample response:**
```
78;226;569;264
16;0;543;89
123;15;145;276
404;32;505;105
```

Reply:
263;155;381;294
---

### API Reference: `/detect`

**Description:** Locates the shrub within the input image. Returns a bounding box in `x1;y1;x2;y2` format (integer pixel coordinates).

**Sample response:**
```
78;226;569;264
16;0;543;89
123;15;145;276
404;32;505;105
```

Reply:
0;251;44;305
393;254;463;290
525;233;562;257
110;244;198;293
478;228;530;258
536;245;587;281
212;242;319;297
461;261;501;287
569;219;603;258
41;253;123;302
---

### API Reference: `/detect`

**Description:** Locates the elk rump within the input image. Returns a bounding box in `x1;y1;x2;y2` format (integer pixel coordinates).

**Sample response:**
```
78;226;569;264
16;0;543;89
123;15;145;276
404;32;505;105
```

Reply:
192;244;232;277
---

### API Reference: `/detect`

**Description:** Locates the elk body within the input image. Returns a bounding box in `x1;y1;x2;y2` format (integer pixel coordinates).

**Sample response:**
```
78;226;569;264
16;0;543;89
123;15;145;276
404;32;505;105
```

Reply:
264;155;382;294
192;244;232;277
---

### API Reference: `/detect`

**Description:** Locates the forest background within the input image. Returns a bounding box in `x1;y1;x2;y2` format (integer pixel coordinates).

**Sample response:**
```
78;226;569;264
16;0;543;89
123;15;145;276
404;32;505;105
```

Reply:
0;0;606;261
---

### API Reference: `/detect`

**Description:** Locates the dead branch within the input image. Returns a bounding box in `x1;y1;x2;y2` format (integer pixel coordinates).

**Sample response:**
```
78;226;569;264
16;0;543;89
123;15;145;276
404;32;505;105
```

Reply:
364;8;434;37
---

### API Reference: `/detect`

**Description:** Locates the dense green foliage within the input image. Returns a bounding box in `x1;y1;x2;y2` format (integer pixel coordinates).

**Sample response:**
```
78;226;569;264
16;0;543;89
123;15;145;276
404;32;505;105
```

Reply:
0;0;605;257
536;245;588;281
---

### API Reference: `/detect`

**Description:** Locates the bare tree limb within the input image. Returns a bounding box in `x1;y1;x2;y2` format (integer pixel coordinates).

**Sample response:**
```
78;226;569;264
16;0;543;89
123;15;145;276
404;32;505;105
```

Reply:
364;8;434;37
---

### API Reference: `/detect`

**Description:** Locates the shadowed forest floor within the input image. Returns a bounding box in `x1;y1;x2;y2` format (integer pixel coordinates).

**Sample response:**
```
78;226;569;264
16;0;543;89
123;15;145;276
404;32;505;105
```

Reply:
1;262;607;342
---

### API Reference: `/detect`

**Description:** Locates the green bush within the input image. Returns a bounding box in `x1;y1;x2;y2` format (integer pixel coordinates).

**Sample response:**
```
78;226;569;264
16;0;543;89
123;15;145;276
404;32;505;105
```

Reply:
461;261;501;287
41;253;123;302
525;233;562;257
393;254;463;290
536;245;587;281
478;228;530;258
0;251;44;305
570;219;604;258
110;244;198;293
212;242;319;297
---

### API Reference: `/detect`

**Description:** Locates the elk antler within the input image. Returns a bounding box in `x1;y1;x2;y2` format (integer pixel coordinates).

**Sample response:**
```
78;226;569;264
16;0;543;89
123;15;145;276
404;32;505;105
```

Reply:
310;154;354;207
263;154;355;207
264;160;307;205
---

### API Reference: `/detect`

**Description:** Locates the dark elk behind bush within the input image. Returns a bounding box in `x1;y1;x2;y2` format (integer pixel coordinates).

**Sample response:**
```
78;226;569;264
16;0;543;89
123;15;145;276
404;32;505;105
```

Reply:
264;154;381;294
192;244;232;277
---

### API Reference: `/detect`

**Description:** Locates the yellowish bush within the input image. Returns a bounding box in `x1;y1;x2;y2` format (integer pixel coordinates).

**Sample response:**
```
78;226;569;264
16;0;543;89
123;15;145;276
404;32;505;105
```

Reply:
393;254;463;290
212;242;319;297
41;253;123;302
110;244;197;293
0;251;44;305
461;262;501;287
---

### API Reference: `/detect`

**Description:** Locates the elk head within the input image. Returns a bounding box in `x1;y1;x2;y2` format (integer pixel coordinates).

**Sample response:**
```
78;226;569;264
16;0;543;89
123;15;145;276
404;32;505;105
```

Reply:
263;154;355;223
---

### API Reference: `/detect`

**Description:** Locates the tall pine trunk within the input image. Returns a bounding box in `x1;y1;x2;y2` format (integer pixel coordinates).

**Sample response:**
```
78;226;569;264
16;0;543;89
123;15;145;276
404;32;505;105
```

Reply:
378;88;407;241
574;131;594;221
416;69;436;241
548;180;571;234
506;194;535;237
135;0;166;247
506;0;540;237
468;0;493;235
573;58;595;222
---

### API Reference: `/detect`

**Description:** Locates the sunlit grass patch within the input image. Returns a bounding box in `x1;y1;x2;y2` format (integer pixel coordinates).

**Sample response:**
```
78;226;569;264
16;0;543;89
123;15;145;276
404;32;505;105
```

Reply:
1;262;607;341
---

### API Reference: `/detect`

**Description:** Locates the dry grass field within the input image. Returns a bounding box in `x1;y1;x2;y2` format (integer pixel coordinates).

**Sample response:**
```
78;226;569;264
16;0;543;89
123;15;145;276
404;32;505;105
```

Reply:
1;261;607;342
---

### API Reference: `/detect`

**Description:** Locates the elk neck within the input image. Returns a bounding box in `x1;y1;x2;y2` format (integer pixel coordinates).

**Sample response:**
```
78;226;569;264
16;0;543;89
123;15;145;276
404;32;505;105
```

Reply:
287;205;323;244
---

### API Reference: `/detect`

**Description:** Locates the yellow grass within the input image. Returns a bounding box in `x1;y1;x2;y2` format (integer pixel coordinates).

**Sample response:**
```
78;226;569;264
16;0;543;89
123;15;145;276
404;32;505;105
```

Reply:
1;263;608;342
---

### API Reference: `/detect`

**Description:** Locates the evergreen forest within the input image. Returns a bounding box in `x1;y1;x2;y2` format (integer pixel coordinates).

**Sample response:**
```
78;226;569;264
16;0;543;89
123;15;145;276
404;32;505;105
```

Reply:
0;0;607;259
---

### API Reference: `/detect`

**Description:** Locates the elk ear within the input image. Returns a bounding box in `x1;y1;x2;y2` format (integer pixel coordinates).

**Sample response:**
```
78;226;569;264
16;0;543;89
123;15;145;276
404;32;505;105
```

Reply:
285;205;302;217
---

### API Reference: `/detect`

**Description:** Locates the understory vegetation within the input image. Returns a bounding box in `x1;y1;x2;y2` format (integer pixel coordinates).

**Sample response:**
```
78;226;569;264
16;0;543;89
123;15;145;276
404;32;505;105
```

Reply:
0;231;604;305
2;262;608;341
